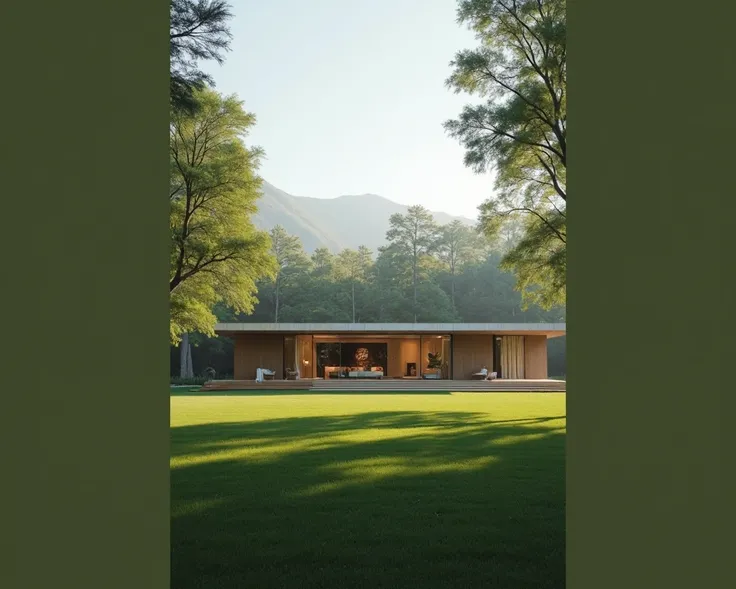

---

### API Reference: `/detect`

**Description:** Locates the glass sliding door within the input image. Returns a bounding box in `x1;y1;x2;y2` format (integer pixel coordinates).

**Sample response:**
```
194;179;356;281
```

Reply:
420;335;448;379
492;336;502;378
316;341;341;379
283;336;296;379
296;335;314;378
441;335;452;379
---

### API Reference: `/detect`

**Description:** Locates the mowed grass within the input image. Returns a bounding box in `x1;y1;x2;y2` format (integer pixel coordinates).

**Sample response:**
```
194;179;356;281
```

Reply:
171;392;566;589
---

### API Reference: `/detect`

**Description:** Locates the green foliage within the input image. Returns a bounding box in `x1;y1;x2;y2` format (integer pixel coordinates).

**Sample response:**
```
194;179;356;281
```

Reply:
446;0;566;308
227;220;564;326
170;0;234;112
334;246;372;283
268;225;312;322
170;282;220;342
385;206;440;270
310;247;335;279
169;88;276;342
437;221;485;271
170;375;211;386
384;205;441;320
414;282;458;322
332;246;374;322
500;210;566;310
427;352;443;369
437;220;488;306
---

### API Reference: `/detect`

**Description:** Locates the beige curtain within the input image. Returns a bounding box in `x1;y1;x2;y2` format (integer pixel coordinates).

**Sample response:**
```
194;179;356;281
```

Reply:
500;336;525;379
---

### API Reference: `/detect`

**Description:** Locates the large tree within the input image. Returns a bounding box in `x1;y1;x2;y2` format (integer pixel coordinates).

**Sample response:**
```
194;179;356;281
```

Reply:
384;205;440;322
170;0;234;112
334;246;373;322
437;220;486;307
310;247;335;280
169;88;274;343
445;0;566;309
268;225;311;322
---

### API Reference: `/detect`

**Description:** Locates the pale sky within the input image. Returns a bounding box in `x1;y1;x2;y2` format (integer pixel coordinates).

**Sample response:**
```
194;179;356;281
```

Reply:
203;0;495;219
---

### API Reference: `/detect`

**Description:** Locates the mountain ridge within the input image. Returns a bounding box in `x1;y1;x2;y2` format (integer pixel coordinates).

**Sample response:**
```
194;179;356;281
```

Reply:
253;181;476;253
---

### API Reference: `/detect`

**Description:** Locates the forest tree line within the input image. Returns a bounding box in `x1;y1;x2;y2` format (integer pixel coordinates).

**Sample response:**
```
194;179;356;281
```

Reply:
171;207;566;377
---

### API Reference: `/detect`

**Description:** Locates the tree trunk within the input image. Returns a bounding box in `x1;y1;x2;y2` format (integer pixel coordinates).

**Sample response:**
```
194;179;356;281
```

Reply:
351;281;356;323
186;340;194;378
274;277;280;323
180;334;188;378
412;259;417;323
180;333;194;378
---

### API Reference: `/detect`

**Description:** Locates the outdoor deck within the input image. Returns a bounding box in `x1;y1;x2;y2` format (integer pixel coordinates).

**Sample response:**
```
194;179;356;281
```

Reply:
201;378;566;392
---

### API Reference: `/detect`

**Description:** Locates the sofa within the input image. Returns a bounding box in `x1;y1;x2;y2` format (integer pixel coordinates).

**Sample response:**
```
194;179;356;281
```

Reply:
348;369;383;379
325;366;384;379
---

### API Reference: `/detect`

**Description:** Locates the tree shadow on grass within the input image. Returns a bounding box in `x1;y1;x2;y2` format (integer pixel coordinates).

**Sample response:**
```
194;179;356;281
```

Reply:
171;412;566;459
171;411;565;589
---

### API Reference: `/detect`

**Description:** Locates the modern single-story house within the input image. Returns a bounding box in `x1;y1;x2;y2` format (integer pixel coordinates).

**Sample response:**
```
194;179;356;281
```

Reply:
214;323;566;381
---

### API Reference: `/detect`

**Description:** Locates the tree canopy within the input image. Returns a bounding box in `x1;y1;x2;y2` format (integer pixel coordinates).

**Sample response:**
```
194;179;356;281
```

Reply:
169;88;275;342
237;218;564;327
383;205;441;321
437;220;487;306
446;0;566;309
267;225;312;323
170;0;234;112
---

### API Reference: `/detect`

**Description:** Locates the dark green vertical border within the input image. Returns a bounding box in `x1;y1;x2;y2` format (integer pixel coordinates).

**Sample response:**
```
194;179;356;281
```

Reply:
569;1;735;588
3;2;170;588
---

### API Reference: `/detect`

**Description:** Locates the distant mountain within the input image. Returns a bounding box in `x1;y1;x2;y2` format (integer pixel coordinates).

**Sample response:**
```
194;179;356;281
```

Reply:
253;181;476;253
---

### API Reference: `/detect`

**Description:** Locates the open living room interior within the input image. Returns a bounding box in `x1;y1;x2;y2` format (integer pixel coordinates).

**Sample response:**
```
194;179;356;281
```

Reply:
288;334;453;380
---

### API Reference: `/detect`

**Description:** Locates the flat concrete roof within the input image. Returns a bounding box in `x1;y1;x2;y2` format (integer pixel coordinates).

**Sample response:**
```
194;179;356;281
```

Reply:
215;322;566;337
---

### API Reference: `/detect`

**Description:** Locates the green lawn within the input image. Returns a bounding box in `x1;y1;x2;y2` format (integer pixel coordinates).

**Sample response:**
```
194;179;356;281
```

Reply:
171;392;566;588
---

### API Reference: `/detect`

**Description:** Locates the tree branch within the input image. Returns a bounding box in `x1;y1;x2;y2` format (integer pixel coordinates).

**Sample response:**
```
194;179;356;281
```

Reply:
501;206;566;244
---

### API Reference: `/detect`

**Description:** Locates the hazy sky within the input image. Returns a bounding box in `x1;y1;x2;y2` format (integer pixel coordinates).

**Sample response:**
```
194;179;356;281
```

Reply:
203;0;495;219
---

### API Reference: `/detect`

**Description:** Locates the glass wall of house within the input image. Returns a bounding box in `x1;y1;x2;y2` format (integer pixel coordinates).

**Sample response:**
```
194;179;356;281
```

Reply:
315;340;342;378
312;335;421;379
296;334;314;378
283;336;296;379
492;335;502;377
441;335;452;379
420;335;452;379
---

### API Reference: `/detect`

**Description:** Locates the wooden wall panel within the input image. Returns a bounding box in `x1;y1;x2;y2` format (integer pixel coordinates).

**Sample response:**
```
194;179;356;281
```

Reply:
452;334;493;380
234;334;284;380
524;335;548;379
387;338;420;377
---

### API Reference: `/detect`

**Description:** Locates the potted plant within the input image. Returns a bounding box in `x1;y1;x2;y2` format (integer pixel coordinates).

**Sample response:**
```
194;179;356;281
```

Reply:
426;353;442;379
